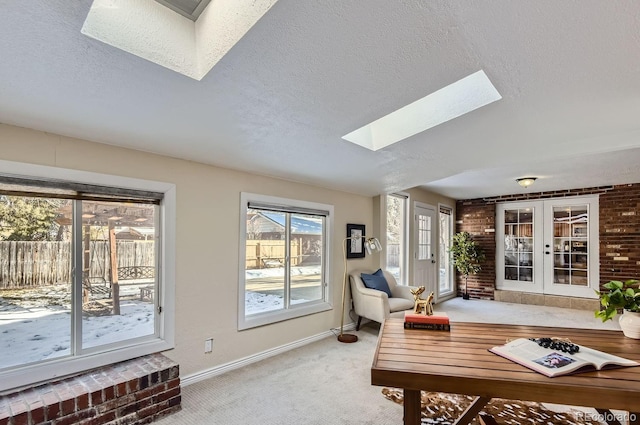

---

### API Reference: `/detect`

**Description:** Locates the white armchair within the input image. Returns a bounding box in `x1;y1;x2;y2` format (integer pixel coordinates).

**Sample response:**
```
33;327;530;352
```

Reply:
349;269;416;330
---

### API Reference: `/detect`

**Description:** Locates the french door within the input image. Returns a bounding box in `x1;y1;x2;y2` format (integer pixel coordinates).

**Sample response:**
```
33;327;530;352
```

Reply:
414;203;437;297
496;196;599;298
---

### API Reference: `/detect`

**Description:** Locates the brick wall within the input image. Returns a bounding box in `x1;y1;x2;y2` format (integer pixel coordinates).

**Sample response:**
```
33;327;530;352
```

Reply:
600;184;640;282
456;183;640;299
455;200;496;299
0;353;180;425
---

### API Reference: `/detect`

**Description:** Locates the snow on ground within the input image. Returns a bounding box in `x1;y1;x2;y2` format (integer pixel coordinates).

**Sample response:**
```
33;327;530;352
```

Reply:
0;288;154;370
245;265;321;279
245;292;308;315
0;266;320;369
245;265;319;315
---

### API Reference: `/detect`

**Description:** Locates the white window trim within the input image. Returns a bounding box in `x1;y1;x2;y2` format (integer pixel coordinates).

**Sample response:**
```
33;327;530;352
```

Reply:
438;203;455;300
383;193;409;285
0;159;175;393
238;193;333;330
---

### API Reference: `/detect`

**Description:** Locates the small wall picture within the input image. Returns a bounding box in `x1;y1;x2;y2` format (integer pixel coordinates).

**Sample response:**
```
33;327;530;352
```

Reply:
346;223;366;259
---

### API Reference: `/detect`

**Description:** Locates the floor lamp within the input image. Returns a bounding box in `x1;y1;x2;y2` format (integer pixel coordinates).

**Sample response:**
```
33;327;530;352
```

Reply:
338;235;382;343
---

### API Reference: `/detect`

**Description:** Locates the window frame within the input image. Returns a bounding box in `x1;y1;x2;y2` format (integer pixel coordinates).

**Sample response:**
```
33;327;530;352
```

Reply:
385;193;409;285
438;204;455;299
238;193;333;330
0;159;175;393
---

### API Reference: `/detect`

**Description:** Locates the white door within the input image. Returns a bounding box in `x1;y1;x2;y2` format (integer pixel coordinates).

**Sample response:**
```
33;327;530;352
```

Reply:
497;196;599;298
414;203;437;297
543;197;599;298
496;201;544;293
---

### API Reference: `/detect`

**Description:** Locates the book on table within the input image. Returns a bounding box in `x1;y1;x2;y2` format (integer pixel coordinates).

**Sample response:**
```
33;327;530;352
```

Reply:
404;311;449;324
403;322;450;331
489;338;639;377
404;311;450;331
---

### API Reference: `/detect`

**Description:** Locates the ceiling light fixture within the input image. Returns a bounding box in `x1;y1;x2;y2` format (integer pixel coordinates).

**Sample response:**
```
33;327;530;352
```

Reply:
516;177;538;188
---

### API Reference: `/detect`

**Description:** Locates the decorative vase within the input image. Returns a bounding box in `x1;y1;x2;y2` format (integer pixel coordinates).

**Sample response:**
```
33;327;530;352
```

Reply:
618;310;640;339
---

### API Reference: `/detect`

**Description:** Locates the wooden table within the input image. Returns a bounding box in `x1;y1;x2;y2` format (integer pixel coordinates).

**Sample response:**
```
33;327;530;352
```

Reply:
371;319;640;425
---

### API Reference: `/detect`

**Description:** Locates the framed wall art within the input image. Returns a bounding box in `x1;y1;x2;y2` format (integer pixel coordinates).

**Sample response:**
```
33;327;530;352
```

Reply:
346;223;366;259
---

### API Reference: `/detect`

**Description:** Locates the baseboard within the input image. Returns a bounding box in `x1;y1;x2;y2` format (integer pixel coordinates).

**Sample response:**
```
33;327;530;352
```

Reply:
181;327;345;387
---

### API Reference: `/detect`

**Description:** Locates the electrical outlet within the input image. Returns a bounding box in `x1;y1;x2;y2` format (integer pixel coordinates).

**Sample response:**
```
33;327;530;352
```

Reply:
204;338;213;353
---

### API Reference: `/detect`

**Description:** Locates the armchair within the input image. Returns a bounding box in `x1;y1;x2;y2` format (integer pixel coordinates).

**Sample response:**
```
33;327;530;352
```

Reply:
349;269;416;330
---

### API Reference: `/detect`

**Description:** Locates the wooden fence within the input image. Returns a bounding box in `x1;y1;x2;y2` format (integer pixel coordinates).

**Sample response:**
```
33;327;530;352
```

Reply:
246;239;301;269
387;244;400;268
0;241;155;288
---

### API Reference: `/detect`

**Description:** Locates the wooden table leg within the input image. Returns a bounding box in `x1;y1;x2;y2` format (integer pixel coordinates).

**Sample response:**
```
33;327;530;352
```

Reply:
478;414;499;425
453;397;492;425
403;389;421;425
596;409;622;425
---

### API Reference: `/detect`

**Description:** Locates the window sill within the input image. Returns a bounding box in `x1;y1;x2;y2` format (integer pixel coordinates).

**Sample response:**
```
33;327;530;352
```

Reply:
239;302;332;331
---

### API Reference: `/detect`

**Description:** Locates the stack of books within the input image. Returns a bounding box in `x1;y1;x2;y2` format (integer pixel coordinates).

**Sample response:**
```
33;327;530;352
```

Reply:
404;311;450;331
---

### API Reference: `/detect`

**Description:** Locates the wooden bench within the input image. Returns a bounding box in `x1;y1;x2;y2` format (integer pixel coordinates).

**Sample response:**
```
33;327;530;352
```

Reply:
261;258;283;268
140;286;154;302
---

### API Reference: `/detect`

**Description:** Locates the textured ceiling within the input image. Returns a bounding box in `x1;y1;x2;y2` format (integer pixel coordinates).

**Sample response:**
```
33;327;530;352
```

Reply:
1;1;639;199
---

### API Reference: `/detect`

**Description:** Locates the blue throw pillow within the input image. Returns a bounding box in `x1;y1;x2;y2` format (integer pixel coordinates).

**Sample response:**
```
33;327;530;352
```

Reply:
360;269;392;298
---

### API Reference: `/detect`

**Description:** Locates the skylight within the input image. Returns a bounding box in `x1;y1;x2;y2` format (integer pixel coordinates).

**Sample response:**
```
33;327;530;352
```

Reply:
155;0;212;21
81;0;278;81
342;70;502;151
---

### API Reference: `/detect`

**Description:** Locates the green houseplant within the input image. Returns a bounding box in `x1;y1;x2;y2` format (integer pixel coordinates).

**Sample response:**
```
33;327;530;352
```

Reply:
596;279;640;339
595;280;640;321
450;232;485;300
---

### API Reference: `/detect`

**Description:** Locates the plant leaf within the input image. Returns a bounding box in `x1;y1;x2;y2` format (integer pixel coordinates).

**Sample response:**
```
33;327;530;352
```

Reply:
604;280;623;290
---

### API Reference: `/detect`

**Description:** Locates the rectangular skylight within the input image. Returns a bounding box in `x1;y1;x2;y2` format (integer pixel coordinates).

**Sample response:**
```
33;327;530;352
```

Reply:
342;70;502;151
155;0;212;21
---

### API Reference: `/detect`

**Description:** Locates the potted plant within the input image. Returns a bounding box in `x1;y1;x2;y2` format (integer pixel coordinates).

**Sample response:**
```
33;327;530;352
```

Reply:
450;232;485;300
595;279;640;339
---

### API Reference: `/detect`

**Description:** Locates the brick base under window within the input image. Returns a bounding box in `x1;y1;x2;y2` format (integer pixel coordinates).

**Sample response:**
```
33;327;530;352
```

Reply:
0;353;181;425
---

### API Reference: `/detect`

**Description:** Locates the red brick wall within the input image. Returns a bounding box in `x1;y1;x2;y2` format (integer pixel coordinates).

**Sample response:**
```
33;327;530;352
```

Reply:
456;184;640;299
455;200;496;299
0;353;180;425
600;184;640;282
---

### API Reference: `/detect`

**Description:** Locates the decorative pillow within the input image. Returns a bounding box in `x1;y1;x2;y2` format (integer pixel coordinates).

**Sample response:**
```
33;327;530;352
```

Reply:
360;269;392;298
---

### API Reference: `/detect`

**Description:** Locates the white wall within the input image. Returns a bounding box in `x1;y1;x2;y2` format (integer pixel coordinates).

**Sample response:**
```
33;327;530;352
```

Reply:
0;123;377;379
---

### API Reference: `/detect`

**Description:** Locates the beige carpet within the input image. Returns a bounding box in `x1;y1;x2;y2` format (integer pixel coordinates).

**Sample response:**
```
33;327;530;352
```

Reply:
155;298;623;425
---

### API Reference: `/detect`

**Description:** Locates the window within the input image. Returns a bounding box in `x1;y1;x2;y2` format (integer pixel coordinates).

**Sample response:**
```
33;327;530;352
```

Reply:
239;193;332;330
0;162;174;392
417;214;431;260
386;194;408;284
439;205;454;295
